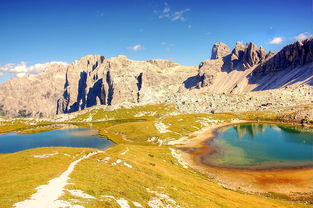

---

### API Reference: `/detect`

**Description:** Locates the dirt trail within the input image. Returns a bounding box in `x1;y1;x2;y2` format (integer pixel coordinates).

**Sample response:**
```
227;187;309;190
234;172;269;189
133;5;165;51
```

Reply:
14;151;103;208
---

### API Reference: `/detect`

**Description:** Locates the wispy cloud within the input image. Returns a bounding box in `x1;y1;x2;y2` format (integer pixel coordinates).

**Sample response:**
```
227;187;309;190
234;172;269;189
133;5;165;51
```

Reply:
295;32;312;41
269;37;283;44
156;3;190;22
0;72;4;77
0;61;68;78
161;42;174;51
128;44;143;52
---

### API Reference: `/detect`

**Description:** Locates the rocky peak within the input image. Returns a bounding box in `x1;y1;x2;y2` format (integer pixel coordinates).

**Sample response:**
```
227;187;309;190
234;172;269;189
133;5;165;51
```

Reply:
230;42;245;69
42;62;68;73
230;42;267;70
211;42;231;59
74;55;106;72
254;37;313;74
147;59;179;69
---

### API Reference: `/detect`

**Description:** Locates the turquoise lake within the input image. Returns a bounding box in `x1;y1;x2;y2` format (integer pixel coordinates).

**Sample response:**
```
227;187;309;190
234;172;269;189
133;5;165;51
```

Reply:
0;128;114;153
203;123;313;169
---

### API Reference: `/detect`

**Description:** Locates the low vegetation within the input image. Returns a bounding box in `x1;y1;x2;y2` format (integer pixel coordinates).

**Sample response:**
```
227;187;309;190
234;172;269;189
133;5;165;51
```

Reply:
0;103;311;207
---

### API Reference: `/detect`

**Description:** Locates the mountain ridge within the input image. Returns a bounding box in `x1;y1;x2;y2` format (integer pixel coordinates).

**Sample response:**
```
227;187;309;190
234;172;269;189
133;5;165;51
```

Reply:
0;38;312;118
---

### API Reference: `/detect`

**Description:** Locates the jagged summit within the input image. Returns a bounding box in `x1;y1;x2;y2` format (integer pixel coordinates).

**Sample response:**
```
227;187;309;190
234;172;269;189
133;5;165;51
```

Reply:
197;38;313;92
0;39;312;118
211;42;230;59
210;41;267;70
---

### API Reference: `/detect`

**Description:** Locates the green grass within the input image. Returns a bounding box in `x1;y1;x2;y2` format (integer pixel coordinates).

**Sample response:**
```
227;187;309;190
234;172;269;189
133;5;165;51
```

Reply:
61;144;307;208
0;103;311;208
70;103;177;122
0;147;95;207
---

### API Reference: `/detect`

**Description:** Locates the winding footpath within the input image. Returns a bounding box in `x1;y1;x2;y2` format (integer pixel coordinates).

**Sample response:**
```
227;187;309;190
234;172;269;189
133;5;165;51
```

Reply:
14;151;103;208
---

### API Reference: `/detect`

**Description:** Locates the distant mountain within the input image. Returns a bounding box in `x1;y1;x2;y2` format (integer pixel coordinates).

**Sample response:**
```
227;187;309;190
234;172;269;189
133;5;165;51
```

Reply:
0;38;312;118
196;38;313;93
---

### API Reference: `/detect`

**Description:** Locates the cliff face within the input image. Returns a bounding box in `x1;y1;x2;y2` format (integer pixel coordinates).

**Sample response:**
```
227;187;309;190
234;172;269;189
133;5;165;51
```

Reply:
0;63;68;117
55;55;196;114
0;38;312;118
197;38;313;93
254;38;313;74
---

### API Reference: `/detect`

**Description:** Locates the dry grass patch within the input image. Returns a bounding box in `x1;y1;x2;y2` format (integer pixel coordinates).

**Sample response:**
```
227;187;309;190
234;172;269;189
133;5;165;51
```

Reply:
63;144;308;208
0;147;94;208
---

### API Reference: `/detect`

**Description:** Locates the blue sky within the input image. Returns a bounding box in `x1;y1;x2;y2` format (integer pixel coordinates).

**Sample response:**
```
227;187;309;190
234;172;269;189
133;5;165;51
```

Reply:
0;0;312;82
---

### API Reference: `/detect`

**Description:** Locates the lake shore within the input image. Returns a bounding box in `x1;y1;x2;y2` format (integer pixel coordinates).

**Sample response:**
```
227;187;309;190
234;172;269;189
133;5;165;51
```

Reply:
178;120;313;200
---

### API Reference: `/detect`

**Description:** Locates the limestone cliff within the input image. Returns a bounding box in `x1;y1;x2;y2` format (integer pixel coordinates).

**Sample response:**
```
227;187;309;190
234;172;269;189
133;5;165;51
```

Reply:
0;63;68;117
55;55;196;114
197;38;313;93
0;38;312;118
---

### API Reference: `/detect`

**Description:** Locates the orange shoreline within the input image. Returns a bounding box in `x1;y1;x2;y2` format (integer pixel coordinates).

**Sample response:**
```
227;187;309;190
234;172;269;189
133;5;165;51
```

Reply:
178;120;313;200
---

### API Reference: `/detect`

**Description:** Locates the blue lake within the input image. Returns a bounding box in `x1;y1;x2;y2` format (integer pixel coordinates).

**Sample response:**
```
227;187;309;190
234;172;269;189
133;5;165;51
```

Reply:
203;123;313;169
0;128;114;153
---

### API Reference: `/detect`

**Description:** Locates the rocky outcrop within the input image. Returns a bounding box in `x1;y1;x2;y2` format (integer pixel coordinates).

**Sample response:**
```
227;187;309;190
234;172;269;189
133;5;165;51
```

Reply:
0;39;312;118
254;37;313;74
211;42;230;59
198;41;267;88
230;42;267;70
56;55;197;114
198;58;227;87
197;39;313;93
0;63;68;117
147;59;179;69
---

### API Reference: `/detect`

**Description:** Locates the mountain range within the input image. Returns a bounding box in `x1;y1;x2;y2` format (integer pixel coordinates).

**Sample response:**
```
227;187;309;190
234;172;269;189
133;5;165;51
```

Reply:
0;38;312;118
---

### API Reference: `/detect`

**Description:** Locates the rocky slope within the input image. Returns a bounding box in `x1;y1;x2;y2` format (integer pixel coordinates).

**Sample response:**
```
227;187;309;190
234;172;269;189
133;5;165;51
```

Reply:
0;63;68;117
0;38;312;118
56;55;196;114
196;38;313;93
0;56;197;117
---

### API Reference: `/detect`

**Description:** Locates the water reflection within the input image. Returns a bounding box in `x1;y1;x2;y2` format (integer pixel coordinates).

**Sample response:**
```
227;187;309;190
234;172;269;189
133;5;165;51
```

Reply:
233;123;267;138
0;128;114;153
203;123;313;169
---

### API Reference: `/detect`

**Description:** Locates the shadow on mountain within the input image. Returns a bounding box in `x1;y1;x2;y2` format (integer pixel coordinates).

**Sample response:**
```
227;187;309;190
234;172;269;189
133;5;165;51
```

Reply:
86;79;104;107
183;75;201;89
68;71;87;112
249;63;313;91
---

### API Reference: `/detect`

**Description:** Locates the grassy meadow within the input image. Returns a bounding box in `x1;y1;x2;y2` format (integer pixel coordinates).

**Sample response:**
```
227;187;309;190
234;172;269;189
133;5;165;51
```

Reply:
0;104;311;207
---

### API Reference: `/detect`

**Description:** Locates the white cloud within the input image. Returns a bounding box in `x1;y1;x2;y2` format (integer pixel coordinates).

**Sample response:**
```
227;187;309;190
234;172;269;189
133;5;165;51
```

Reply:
269;37;283;44
171;9;190;21
16;72;26;78
295;32;312;41
0;61;68;78
0;72;4;77
128;44;143;52
156;3;190;22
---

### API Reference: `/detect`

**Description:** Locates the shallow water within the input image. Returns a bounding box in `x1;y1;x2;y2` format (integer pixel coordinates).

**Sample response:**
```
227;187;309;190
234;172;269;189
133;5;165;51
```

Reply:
203;123;313;169
0;128;114;153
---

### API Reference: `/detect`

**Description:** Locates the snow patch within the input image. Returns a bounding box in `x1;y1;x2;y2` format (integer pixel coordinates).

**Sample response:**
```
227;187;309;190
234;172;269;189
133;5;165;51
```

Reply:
146;188;180;208
134;111;157;117
112;159;133;168
154;121;170;133
97;156;111;163
33;152;58;158
167;137;188;145
14;151;103;208
133;201;143;207
170;148;189;169
102;196;130;208
120;147;129;155
147;136;165;146
67;189;96;199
